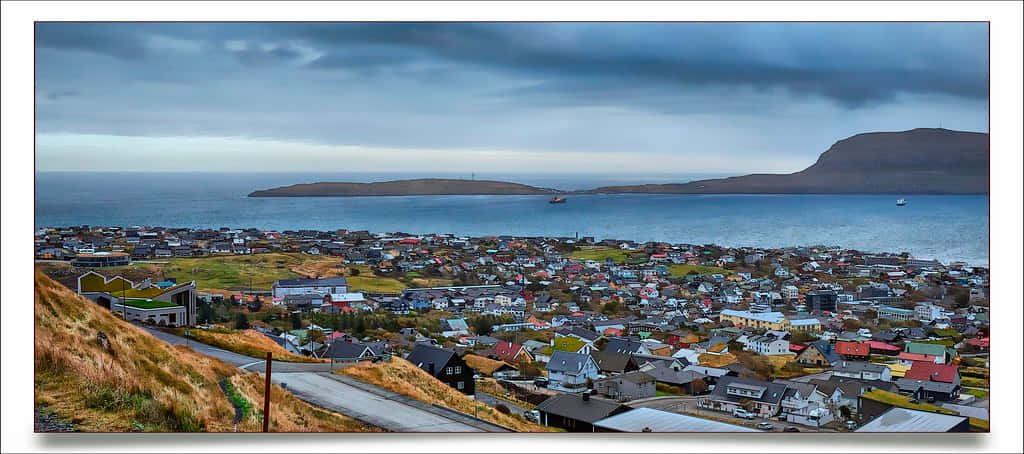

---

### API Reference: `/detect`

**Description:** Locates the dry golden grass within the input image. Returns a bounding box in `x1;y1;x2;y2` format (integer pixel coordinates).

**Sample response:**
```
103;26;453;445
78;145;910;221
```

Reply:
168;327;325;363
290;258;346;279
228;374;380;432
698;352;738;368
338;358;555;432
34;269;372;432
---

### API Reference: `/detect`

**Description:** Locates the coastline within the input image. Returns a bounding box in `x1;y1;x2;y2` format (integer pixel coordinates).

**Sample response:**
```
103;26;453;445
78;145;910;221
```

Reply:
32;223;989;269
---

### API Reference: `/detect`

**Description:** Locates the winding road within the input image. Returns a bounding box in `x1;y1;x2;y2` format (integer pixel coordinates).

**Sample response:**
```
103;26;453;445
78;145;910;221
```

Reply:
141;326;506;432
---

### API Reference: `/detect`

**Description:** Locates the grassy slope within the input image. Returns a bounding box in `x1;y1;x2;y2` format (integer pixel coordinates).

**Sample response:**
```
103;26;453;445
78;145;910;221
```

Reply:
337;358;555;432
162;253;306;290
34;270;371;432
668;264;734;277
166;327;326;363
567;247;640;264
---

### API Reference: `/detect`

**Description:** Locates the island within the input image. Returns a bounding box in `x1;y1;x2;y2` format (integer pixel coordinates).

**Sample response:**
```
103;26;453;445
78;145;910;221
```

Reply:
249;178;561;197
250;128;989;197
591;128;989;195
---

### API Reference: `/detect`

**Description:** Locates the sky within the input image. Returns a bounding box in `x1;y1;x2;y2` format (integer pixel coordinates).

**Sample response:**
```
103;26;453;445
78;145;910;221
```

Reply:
34;22;989;175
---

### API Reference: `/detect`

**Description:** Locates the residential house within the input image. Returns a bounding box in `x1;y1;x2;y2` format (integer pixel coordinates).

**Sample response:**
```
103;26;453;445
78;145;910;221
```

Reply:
834;341;871;361
796;341;841;367
405;344;475;395
535;393;631;432
832;361;892;382
593;371;656;401
699;376;788;418
547;351;600;391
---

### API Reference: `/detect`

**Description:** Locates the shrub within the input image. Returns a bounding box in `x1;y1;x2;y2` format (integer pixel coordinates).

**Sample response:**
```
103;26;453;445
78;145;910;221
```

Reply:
494;404;510;414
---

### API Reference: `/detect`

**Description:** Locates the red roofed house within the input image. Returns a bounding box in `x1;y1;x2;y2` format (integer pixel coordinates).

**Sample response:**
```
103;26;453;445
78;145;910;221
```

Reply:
897;351;941;366
490;340;532;364
399;238;420;245
965;337;989;351
905;362;961;385
864;340;902;355
789;343;808;354
835;341;870;360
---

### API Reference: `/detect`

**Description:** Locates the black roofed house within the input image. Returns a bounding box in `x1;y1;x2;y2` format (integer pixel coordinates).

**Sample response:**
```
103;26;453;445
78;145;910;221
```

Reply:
323;339;384;362
593;371;656;401
535;393;631;432
589;351;640;375
643;364;709;395
603;338;652;356
405;343;475;395
699;376;789;418
272;277;348;299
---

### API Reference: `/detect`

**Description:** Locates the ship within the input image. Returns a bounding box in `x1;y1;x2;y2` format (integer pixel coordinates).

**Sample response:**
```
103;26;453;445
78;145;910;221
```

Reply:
549;196;567;204
896;198;907;206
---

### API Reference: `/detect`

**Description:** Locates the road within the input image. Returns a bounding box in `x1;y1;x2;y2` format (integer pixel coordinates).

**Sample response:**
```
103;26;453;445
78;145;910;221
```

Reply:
475;392;530;417
140;326;501;432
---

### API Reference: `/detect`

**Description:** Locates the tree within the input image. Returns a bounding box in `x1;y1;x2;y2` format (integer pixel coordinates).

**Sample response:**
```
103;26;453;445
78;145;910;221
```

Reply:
842;318;863;332
471;316;496;336
308;329;326;345
234;312;250;330
290;311;303;330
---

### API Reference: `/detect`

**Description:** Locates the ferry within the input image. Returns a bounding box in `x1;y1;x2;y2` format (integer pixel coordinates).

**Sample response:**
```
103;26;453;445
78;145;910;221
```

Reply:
549;196;567;204
896;198;907;206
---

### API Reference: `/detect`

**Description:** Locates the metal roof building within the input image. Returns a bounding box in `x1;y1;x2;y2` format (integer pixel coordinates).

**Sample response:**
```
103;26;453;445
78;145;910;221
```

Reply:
855;408;969;432
594;408;758;432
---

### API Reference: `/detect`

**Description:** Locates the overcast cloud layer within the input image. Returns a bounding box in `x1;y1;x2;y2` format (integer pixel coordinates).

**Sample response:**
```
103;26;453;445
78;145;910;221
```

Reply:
35;22;988;174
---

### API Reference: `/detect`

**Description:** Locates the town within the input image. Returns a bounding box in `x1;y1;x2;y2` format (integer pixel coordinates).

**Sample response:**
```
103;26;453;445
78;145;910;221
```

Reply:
35;224;991;432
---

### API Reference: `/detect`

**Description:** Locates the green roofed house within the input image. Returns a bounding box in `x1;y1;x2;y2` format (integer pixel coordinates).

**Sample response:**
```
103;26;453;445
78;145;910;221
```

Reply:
904;342;956;364
77;271;197;327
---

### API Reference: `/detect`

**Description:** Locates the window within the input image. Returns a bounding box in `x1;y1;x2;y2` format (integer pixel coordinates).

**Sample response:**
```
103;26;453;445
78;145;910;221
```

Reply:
457;381;464;390
445;367;453;375
453;366;462;374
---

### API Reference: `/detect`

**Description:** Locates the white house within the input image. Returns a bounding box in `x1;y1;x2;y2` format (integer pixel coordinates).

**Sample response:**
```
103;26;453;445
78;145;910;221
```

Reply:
743;335;791;355
546;351;600;391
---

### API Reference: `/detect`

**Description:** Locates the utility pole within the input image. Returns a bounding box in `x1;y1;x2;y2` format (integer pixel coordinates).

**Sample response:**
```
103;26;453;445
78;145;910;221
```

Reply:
121;277;127;321
263;351;272;432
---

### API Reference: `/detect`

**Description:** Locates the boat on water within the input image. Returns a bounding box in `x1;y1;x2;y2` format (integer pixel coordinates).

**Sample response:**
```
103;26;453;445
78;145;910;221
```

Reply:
896;198;907;206
549;196;567;204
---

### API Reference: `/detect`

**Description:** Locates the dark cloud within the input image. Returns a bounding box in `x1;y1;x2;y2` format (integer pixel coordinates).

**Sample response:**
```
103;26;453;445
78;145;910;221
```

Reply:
35;23;149;60
33;22;989;171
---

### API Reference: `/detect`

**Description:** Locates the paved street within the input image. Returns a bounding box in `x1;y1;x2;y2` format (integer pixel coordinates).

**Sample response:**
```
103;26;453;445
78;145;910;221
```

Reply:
140;325;499;432
275;372;483;432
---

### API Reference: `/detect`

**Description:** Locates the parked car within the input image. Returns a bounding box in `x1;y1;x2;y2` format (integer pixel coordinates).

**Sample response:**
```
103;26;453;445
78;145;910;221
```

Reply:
533;377;549;388
783;426;800;433
757;422;774;430
845;420;857;430
524;410;540;423
732;409;755;420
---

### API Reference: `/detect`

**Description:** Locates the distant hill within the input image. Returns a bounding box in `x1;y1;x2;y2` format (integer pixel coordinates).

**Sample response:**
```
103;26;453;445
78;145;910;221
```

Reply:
249;178;561;197
592;128;989;194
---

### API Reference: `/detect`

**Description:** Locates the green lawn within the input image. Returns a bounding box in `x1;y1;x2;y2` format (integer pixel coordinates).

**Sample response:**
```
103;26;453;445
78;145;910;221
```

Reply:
964;388;989;398
161;253;307;290
347;275;407;293
668;264;733;277
121;298;179;309
568;247;638;264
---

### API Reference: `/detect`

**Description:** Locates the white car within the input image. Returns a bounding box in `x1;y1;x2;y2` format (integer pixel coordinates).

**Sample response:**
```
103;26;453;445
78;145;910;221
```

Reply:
732;409;756;419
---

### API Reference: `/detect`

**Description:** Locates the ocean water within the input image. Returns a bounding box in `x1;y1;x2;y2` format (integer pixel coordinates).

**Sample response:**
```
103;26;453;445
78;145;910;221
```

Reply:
35;172;989;266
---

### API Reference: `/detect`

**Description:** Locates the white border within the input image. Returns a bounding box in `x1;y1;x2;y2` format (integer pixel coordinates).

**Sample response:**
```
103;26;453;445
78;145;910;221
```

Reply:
3;1;1022;453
